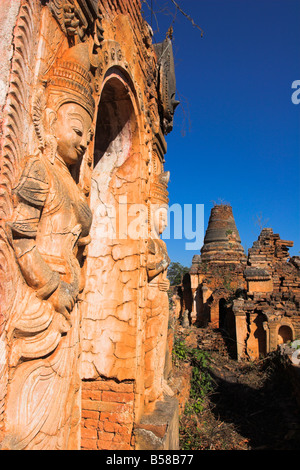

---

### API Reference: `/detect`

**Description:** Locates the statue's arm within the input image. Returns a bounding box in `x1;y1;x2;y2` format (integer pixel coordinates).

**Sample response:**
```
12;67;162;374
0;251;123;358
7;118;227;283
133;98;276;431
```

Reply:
9;157;75;317
11;213;61;300
146;239;170;281
9;157;60;298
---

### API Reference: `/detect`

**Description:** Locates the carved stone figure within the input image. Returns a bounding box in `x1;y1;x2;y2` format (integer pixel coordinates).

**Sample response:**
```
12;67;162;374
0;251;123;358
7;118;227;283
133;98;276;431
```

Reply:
2;43;94;450
144;170;172;409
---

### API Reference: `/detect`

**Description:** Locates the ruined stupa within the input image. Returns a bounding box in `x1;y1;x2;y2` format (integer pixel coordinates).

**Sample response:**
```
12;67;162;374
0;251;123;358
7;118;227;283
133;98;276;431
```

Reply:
189;205;247;328
200;204;246;264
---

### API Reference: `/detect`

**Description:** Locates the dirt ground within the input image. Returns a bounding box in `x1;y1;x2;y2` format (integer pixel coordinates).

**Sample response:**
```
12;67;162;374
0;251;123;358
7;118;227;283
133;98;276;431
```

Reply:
177;325;300;450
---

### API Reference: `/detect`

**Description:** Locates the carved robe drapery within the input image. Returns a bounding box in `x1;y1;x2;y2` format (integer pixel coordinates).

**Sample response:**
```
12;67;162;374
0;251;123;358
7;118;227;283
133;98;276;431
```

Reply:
144;236;171;406
144;170;171;408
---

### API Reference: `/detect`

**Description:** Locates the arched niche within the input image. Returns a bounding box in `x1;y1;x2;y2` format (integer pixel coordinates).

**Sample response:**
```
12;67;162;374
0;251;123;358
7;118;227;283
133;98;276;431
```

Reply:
278;325;293;345
89;67;142;255
81;67;147;383
94;68;139;169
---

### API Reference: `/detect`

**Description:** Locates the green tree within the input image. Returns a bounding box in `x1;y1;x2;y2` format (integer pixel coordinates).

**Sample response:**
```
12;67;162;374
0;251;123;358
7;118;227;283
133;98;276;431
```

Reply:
167;262;190;286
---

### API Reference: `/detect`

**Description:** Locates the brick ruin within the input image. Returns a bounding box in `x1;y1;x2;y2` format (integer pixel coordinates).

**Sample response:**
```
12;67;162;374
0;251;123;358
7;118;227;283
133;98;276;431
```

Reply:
188;205;300;361
0;0;179;450
234;228;300;361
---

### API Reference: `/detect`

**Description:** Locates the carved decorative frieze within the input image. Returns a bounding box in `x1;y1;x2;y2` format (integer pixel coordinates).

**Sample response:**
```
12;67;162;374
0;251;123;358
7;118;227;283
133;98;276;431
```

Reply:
48;0;104;46
0;0;41;442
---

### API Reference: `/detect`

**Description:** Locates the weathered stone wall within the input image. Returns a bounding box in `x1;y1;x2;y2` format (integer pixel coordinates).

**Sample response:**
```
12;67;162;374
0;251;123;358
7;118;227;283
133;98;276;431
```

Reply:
79;1;172;451
0;0;178;450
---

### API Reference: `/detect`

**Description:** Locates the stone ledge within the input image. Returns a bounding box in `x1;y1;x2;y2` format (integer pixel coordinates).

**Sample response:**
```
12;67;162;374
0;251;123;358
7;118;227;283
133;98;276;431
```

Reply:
133;396;179;450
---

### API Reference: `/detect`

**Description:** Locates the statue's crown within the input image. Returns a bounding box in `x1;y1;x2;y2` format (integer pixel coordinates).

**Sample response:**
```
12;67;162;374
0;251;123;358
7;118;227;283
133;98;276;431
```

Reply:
150;171;170;205
45;43;95;117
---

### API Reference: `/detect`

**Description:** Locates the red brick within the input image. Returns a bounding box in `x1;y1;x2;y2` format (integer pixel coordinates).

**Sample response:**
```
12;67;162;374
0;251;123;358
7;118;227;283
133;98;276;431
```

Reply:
98;381;134;393
99;411;133;426
103;420;115;433
107;441;132;450
102;391;134;403
97;440;111;450
98;431;114;441
113;432;131;444
100;411;118;423
82;390;102;401
81;438;98;450
82;381;102;391
81;410;99;420
83;418;99;429
115;423;132;435
81;427;97;440
82;399;128;413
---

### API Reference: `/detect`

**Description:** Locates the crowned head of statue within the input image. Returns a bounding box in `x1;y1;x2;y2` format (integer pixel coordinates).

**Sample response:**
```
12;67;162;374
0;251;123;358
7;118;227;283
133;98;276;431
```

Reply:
33;42;95;167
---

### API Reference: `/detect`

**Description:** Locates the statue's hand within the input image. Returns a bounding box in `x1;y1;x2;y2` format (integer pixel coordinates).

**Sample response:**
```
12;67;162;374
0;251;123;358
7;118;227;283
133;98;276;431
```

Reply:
49;281;78;321
159;279;170;292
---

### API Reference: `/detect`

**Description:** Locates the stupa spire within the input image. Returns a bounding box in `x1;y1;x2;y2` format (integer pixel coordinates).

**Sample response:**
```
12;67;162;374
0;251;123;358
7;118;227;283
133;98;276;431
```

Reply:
200;204;246;263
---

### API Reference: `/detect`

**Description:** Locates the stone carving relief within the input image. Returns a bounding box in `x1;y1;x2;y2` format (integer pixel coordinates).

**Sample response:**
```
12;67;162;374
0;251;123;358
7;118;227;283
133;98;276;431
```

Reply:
144;151;172;408
0;0;42;445
48;0;104;48
1;9;96;446
0;0;176;450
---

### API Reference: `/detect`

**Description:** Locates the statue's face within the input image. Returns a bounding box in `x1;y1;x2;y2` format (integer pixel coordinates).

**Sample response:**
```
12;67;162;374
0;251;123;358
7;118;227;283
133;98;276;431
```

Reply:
54;102;93;165
154;206;168;235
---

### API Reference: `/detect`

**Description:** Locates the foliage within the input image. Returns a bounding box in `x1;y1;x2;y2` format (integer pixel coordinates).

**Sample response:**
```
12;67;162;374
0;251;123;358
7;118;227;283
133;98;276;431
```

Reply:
167;261;190;286
172;336;190;364
186;348;213;415
180;417;202;450
173;335;213;414
173;334;214;449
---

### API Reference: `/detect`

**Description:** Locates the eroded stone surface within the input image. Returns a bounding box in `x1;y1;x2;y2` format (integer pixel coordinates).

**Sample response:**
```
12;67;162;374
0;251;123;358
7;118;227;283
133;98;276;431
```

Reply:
0;0;178;450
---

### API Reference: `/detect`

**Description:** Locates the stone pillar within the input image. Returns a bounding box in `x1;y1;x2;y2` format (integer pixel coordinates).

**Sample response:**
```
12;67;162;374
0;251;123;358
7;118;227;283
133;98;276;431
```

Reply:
263;322;270;354
210;299;219;327
234;312;248;360
190;274;199;322
269;322;279;352
0;0;180;451
233;299;248;360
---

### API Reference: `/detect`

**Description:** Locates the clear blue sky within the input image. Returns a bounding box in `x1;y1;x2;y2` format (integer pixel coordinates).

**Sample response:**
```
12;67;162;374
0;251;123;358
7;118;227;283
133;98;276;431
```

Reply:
142;0;300;267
